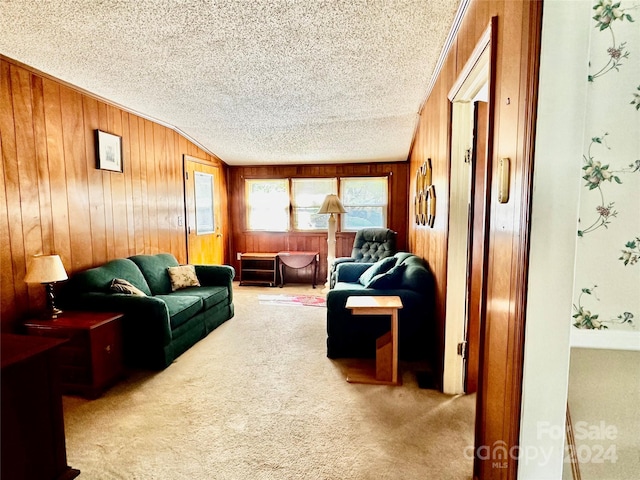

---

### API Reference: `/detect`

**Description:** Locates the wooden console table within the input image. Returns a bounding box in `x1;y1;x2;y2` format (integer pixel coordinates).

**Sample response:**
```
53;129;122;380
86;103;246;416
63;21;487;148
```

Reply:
344;296;403;386
239;253;278;286
1;334;81;480
277;251;319;288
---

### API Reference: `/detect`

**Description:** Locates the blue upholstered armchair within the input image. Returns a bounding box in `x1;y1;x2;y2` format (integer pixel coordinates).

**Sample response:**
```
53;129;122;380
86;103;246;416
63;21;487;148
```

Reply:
329;228;397;288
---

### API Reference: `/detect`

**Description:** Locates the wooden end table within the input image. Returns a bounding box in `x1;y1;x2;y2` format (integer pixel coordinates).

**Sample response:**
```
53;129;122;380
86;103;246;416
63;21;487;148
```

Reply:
2;334;81;480
277;251;319;288
239;252;278;286
24;311;125;399
344;295;403;386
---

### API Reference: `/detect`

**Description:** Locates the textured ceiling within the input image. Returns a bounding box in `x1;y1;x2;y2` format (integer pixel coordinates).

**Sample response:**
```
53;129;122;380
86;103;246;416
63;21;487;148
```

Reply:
0;0;462;165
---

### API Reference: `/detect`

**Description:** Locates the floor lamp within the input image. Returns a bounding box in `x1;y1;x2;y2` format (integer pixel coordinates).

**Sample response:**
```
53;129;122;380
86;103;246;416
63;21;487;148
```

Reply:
317;194;346;288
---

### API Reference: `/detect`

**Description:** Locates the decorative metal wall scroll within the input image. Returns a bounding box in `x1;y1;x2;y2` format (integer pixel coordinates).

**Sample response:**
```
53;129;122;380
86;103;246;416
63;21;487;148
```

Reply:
414;159;436;228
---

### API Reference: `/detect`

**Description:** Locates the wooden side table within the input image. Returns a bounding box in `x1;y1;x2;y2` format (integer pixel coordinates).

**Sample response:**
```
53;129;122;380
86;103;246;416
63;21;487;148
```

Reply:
24;311;125;398
1;334;81;480
344;295;403;386
239;252;278;286
277;251;319;288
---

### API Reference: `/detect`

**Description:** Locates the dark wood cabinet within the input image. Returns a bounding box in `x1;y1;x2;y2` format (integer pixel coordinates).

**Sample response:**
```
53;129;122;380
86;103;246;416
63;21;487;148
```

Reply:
1;334;80;480
239;252;278;286
24;311;125;398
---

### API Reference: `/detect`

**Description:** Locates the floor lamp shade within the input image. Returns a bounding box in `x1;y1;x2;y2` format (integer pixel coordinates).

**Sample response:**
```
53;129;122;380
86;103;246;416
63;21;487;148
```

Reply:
317;195;346;287
317;194;347;216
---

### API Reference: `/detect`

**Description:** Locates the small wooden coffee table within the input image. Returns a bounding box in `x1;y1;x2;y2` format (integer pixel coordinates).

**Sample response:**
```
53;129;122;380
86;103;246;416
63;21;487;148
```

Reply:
344;295;403;386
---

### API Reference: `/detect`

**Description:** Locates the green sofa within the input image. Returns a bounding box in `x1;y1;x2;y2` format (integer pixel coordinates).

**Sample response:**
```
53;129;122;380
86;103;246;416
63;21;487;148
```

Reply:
61;253;235;369
326;252;435;361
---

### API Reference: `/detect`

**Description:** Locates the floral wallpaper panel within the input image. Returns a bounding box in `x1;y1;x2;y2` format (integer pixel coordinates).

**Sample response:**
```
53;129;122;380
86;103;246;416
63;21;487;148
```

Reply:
572;0;639;333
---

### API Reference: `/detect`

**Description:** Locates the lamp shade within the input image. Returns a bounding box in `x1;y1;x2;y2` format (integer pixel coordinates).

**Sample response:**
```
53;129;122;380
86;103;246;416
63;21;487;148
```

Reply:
317;194;346;214
24;255;68;284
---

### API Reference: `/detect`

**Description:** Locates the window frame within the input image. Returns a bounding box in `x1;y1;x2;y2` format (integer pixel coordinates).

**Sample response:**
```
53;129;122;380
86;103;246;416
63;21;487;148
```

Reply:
339;176;389;232
243;174;390;233
244;178;290;232
290;178;338;232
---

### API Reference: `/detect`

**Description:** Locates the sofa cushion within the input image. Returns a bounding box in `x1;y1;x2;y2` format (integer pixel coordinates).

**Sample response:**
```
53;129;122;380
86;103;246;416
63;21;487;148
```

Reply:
129;254;180;295
167;265;201;291
170;286;228;310
71;258;152;296
155;294;203;329
333;282;367;292
366;263;407;289
394;252;414;264
110;278;147;296
358;256;397;286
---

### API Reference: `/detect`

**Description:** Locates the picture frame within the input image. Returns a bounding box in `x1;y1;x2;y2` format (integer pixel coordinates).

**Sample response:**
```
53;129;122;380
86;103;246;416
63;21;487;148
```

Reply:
95;130;123;172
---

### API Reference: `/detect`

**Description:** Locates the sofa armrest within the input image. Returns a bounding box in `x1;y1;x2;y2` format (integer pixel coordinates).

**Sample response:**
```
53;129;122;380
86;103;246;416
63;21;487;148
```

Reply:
335;262;372;284
194;264;235;285
194;264;235;301
329;258;357;288
332;257;356;269
65;292;172;346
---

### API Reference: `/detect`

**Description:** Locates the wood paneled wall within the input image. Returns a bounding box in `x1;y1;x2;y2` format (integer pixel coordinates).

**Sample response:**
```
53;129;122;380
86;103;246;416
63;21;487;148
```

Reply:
408;1;542;479
227;163;409;283
1;57;228;332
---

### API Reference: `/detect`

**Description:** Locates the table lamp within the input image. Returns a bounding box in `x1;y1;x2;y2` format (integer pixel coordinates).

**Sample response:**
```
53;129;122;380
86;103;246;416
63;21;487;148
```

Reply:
24;254;68;319
317;194;346;287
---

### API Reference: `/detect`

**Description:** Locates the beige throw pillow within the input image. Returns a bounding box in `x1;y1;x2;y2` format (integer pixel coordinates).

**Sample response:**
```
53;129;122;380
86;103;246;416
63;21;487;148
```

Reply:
167;265;201;291
110;278;147;296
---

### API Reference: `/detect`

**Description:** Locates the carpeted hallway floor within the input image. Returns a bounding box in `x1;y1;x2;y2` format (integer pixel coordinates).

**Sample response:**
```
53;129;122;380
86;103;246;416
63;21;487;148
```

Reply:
62;283;475;479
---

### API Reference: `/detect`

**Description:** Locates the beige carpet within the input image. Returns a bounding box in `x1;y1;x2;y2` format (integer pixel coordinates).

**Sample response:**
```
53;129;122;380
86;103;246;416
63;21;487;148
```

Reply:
63;283;475;479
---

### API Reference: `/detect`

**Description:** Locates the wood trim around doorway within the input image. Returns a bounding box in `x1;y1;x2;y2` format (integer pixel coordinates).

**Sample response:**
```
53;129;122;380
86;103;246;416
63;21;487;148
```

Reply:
474;2;544;478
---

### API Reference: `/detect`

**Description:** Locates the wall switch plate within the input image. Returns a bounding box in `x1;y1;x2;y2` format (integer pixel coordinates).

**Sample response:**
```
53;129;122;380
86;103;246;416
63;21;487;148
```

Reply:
237;252;242;260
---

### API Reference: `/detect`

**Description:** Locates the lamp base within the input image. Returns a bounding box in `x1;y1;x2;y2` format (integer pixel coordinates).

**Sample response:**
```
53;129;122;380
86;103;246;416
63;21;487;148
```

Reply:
47;307;63;320
325;213;337;288
44;282;63;320
37;306;63;320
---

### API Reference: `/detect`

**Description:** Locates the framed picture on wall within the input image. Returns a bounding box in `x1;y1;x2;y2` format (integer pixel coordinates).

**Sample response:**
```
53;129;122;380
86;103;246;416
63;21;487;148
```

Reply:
95;130;123;172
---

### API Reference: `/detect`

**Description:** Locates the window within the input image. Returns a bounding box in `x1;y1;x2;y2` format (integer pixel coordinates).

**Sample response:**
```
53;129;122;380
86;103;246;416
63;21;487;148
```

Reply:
245;179;289;231
291;178;337;230
244;176;389;232
341;177;388;230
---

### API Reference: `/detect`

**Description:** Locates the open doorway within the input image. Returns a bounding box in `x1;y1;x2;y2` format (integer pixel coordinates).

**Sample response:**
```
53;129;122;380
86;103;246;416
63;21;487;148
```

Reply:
442;25;492;395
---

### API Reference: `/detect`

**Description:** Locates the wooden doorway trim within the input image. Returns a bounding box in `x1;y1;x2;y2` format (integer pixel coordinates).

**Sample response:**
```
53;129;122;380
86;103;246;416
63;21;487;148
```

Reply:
473;4;543;478
443;20;492;395
465;100;489;394
565;405;582;480
473;17;499;480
